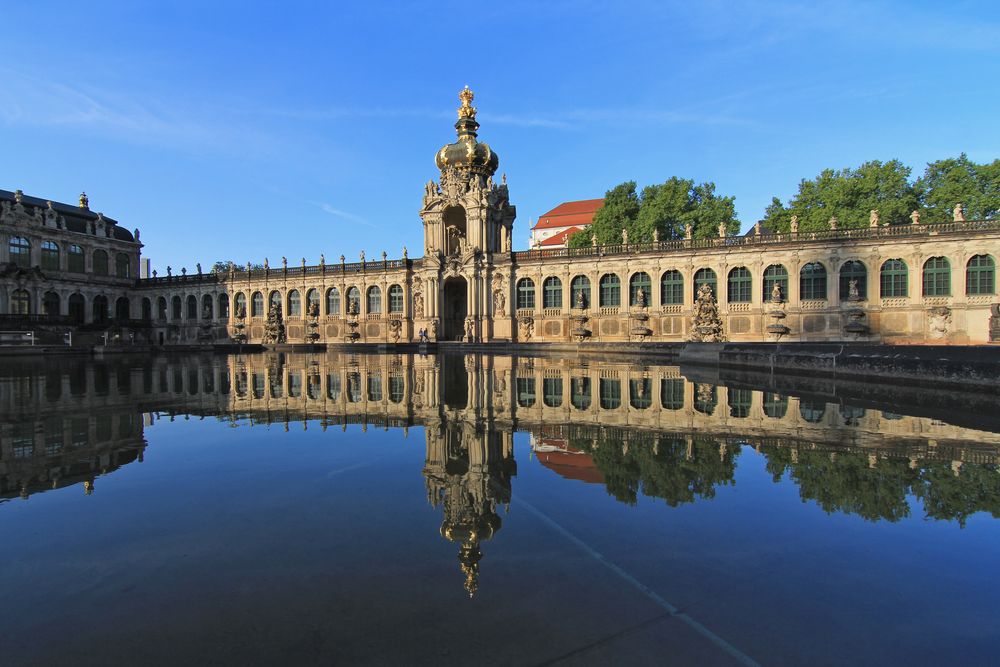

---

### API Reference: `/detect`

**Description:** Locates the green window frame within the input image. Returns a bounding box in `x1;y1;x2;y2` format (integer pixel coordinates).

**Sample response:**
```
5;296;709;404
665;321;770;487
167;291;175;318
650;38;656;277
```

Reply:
660;378;684;410
694;268;717;299
9;236;30;268
251;292;264;317
516;377;536;407
346;287;361;314
543;276;562;309
306;289;320;315
41;241;60;271
800;401;826;423
67;244;85;272
727;267;752;303
694;384;717;415
115;253;130;278
922;257;951;296
629;272;651;306
389;376;405;403
287;290;302;316
728;387;752;418
880;259;908;298
366;373;382;401
629;378;652;409
660;270;683;305
800;262;827;300
570;275;590;308
763;264;788;301
388;284;404;312
839;260;867;300
366;286;381;314
516;278;535;310
92;249;109;275
599;274;621;307
570;377;591;409
326;288;340;315
599;378;621;409
966;255;995;295
763;392;788;418
543;378;563;407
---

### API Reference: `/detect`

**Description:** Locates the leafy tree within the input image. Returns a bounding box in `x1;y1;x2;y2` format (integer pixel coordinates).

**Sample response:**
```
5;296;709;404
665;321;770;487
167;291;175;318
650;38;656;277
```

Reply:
762;160;919;233
916;153;1000;223
212;260;263;273
568;177;739;247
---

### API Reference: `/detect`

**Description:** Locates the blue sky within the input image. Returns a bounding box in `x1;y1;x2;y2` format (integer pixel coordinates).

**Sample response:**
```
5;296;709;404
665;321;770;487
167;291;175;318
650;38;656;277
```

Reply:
1;1;997;272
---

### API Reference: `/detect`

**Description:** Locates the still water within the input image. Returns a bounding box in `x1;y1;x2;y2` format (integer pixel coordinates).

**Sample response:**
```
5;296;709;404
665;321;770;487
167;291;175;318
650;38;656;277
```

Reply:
2;352;999;666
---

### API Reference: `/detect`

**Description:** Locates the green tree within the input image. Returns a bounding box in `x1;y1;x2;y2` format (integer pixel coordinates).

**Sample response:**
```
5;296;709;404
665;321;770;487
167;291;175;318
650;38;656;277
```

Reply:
568;181;640;248
762;160;919;232
212;260;263;273
916;153;1000;223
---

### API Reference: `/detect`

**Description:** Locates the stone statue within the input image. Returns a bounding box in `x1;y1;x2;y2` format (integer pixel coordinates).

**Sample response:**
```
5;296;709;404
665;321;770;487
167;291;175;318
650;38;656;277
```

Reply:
491;272;505;316
412;276;424;318
652;229;659;243
754;221;762;235
685;224;693;240
790;215;799;233
848;279;860;300
575;288;586;309
591;233;597;247
869;210;879;227
262;303;286;344
381;251;387;262
718;222;727;238
771;281;783;303
264;258;269;270
166;266;172;277
203;301;212;319
79;192;89;209
360;250;365;263
911;210;920;225
635;287;646;308
402;246;408;259
688;283;726;342
134;228;140;241
829;216;838;231
502;232;511;253
502;173;507;186
465;318;475;342
320;253;325;266
196;262;202;274
621;228;629;245
953;203;965;222
280;257;287;270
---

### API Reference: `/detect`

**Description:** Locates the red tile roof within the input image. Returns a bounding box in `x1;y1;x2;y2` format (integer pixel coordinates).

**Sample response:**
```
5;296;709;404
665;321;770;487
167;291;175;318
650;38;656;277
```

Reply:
535;449;604;485
532;198;604;230
538;226;583;247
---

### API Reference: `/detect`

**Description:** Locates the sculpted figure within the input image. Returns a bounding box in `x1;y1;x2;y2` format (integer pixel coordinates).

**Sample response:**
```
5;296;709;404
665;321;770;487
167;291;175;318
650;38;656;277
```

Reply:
869;209;879;227
754;221;761;235
652;229;659;243
790;215;799;233
910;209;920;225
771;281;783;303
621;228;629;245
849;279;860;300
685;224;693;240
953;203;965;222
591;233;597;247
718;222;727;238
465;318;475;342
196;262;202;274
636;287;646;308
829;216;838;231
575;288;586;309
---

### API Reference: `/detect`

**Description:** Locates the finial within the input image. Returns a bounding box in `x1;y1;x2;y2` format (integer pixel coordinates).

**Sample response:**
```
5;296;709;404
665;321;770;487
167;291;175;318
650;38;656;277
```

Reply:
458;85;477;119
47;200;54;210
79;191;89;209
14;189;23;203
402;246;408;259
382;250;387;262
134;228;140;241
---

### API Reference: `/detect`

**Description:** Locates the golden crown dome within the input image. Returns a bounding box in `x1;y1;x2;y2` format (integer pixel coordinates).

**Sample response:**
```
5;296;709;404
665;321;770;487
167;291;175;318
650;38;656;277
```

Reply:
435;87;499;176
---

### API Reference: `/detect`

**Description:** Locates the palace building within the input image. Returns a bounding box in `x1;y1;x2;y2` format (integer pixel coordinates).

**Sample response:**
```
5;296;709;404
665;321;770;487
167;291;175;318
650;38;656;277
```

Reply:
2;87;999;346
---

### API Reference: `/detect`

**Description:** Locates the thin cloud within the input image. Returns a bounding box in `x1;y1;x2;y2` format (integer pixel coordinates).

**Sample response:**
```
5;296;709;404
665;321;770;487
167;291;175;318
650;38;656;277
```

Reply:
313;201;372;226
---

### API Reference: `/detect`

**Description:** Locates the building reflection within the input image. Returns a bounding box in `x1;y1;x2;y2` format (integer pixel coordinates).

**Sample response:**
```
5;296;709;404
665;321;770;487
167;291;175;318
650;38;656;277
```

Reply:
3;352;1000;591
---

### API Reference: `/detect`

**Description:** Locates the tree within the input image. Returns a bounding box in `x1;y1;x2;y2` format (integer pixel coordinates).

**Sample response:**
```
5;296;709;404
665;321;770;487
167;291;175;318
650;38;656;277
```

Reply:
916;153;1000;223
212;260;263;273
568;177;739;247
762;160;919;233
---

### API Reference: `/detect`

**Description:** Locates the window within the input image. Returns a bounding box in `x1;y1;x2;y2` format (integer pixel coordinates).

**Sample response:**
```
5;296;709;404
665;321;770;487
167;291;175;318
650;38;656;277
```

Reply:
41;241;60;270
186;295;198;319
202;294;213;319
9;236;30;267
800;262;827;300
141;297;152;321
763;264;788;301
366;286;381;314
516;278;535;310
234;293;246;318
599;378;621;409
727;267;751;303
839;260;867;300
251;291;264;317
763;392;788;418
880;259;908;298
629;272;651;306
69;294;85;323
966;255;995;295
660;378;684;410
516;377;536;407
728;388;752;418
115;297;130;320
287;373;303;398
800;401;826;423
661;270;683;305
629;378;652;409
543;378;563;407
543;277;562;309
570;275;590;308
922;257;951;296
694;384;717;415
287;289;302;316
68;244;85;272
305;289;319;316
327;288;341;315
219;293;230;319
93;249;109;275
599;273;621;307
115;253;131;278
367;374;383;401
43;291;60;316
327;373;342;400
156;296;167;320
388;284;404;313
11;289;30;314
389;376;405;403
347;287;361;314
694;268;717;298
172;295;182;320
93;295;109;324
570;377;591;409
269;291;281;314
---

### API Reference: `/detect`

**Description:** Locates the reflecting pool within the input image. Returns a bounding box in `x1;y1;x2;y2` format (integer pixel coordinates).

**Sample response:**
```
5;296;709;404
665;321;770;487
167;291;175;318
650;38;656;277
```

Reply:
2;352;1000;665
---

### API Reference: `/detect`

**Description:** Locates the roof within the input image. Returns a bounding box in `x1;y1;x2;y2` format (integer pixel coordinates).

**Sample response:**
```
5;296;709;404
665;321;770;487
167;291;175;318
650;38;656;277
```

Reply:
0;189;134;242
532;198;604;230
538;226;583;247
535;446;604;485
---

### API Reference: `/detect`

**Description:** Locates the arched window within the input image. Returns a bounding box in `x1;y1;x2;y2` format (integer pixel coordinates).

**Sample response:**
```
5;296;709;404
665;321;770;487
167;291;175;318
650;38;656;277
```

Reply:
922;257;951;296
202;294;214;319
326;287;341;315
763;393;788;419
219;293;230;319
141;297;152;321
694;268;717;298
629;378;652;409
92;249;109;276
115;253;131;278
69;294;85;323
661;270;683;305
729;388;752;418
694;384;717;415
599;378;622;409
11;289;30;314
800;262;827;300
306;289;320;316
41;241;60;271
839;260;867;300
966;255;995;295
67;244;85;272
93;295;109;323
800;400;826;423
9;236;30;268
727;267;751;303
763;264;788;301
570;275;590;308
388;284;404;313
571;377;591;409
346;287;361;314
543;378;563;407
234;293;246;318
366;286;381;314
269;291;281;314
251;291;264;317
516;278;535;310
187;295;198;319
599;273;621;307
629;272;651;306
43;291;60;316
115;297;130;321
171;295;182;320
157;296;167;320
660;378;684;410
516;377;536;407
287;289;302;317
880;259;908;298
543;276;562;309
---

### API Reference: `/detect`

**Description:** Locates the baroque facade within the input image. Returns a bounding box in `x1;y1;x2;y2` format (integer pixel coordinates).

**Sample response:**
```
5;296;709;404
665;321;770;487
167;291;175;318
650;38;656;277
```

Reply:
3;88;999;345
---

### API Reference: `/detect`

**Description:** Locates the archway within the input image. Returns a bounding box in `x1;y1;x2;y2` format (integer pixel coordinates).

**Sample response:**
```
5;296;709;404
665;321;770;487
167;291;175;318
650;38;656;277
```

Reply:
443;206;467;256
443;276;468;341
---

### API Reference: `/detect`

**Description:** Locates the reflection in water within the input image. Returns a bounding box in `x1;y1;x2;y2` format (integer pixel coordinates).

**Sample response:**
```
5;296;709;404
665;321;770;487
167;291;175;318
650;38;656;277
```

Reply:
2;352;1000;593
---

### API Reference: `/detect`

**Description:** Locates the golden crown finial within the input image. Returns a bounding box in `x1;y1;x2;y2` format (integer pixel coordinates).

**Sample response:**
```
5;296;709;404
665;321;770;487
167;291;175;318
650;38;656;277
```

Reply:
458;85;476;119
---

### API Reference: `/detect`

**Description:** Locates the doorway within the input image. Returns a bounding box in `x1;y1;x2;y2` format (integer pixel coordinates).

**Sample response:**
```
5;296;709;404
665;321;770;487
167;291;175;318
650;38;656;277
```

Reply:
442;277;468;341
